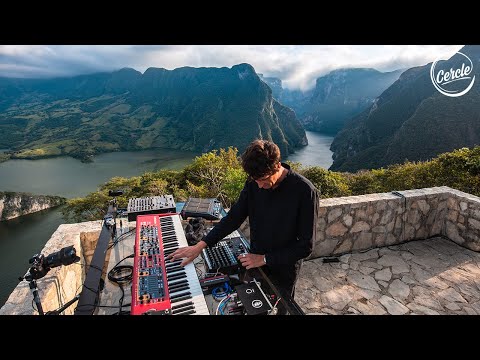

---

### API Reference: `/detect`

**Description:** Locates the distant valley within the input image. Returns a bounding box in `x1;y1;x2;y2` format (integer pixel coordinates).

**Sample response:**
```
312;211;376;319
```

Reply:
330;45;480;172
1;46;478;175
0;64;306;162
262;45;480;173
260;68;403;135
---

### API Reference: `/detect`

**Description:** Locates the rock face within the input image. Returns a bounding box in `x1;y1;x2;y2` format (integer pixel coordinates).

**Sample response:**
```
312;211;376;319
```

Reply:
258;74;312;117
258;69;402;135
0;192;66;221
330;45;480;172
302;68;403;135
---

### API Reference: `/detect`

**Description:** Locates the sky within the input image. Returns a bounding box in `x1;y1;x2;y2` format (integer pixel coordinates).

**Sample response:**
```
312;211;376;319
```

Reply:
0;45;464;91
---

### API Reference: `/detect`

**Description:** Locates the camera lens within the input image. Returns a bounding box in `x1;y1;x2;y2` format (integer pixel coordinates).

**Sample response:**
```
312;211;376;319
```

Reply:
44;245;79;269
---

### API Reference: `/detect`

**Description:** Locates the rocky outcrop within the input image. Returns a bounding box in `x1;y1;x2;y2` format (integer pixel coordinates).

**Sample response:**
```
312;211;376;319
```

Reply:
0;192;66;221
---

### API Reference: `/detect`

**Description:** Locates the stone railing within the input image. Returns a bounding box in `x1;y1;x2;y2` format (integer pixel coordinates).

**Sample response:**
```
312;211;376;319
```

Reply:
309;186;480;259
2;186;478;314
444;188;480;251
0;221;102;315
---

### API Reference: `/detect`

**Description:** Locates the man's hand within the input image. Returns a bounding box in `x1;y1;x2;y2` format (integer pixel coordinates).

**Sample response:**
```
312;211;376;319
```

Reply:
166;241;207;266
237;253;265;270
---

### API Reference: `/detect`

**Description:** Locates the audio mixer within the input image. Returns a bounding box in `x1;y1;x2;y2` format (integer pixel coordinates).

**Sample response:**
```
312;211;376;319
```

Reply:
127;195;176;221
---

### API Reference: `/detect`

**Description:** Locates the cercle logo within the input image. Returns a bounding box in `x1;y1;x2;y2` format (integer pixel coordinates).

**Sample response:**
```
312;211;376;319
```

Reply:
252;299;263;309
430;51;475;97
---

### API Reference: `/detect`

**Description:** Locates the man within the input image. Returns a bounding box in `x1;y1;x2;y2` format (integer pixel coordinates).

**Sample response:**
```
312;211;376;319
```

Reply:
167;139;319;310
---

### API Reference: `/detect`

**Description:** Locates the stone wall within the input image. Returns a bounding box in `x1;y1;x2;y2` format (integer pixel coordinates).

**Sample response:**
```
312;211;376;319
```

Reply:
309;186;479;259
444;188;480;251
0;221;102;315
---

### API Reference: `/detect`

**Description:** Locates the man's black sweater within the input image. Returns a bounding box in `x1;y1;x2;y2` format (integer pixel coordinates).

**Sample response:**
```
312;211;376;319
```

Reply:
203;163;319;266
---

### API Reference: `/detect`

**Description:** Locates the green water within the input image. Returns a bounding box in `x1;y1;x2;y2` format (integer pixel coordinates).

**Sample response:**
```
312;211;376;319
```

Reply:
0;149;197;198
0;207;67;307
0;149;197;307
286;131;334;169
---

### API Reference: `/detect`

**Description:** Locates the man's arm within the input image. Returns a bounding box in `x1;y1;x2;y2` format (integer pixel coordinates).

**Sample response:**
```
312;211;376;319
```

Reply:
202;181;249;247
167;182;249;266
265;186;319;266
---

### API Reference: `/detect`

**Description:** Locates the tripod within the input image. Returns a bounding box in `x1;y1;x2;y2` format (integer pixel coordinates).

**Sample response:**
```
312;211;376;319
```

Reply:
19;245;81;315
20;273;81;315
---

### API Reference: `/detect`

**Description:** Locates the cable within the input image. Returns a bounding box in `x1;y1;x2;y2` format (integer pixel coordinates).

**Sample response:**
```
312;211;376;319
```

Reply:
212;282;231;301
75;262;104;273
194;263;204;277
219;293;234;315
107;254;134;315
268;297;282;315
74;303;131;310
108;227;136;249
215;293;232;315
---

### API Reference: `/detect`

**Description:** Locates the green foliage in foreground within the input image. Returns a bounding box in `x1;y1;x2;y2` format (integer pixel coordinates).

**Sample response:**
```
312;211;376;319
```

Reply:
63;146;480;222
0;153;10;163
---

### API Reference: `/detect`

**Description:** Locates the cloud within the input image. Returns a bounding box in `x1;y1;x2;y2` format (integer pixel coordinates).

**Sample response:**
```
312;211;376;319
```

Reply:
0;45;464;91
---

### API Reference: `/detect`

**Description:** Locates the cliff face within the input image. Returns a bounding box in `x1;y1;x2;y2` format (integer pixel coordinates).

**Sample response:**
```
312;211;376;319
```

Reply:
0;192;66;221
330;45;480;172
302;68;403;135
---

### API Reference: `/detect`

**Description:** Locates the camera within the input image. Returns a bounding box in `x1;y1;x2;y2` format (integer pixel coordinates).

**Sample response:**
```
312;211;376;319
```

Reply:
104;214;115;227
25;245;80;281
109;189;124;197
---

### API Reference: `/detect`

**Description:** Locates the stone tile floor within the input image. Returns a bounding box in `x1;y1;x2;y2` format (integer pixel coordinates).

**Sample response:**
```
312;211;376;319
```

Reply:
295;237;480;315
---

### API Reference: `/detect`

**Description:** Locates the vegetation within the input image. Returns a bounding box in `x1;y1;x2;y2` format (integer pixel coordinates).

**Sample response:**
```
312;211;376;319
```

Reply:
0;153;10;163
63;147;245;221
0;64;306;163
63;145;480;222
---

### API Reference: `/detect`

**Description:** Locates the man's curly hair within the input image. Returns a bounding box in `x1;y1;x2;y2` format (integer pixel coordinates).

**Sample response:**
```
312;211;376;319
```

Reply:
241;140;281;180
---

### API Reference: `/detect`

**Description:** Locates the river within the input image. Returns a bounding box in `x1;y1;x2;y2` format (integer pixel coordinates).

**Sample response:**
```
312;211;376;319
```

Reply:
0;149;197;307
0;149;198;198
286;131;334;168
0;132;334;307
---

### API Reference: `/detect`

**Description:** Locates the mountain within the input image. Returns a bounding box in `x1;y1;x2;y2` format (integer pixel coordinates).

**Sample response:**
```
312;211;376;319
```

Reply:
0;64;307;162
259;74;312;117
301;68;403;135
330;45;480;172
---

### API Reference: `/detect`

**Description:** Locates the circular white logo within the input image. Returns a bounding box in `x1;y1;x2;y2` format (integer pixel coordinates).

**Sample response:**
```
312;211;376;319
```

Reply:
252;300;263;309
430;51;475;97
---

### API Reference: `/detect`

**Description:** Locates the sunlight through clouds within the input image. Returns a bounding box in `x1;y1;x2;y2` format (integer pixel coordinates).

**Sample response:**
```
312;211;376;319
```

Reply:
0;45;464;91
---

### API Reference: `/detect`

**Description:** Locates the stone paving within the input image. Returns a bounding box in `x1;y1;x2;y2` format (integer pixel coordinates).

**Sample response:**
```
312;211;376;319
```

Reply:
295;237;480;315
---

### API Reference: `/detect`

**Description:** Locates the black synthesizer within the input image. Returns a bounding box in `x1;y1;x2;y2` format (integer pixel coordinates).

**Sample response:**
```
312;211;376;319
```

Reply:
201;230;250;275
180;197;223;221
